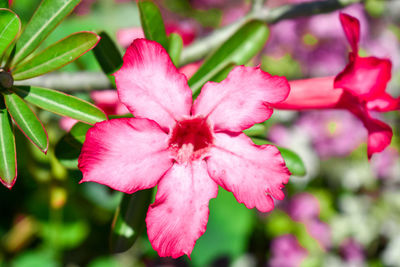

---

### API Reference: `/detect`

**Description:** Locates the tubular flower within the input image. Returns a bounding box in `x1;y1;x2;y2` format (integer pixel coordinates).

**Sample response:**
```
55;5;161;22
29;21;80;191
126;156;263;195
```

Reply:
78;39;290;258
273;13;399;158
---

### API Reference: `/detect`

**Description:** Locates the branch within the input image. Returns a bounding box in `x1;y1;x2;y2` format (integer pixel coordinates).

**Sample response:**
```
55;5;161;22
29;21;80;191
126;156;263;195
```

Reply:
18;0;363;92
180;0;363;64
14;72;110;92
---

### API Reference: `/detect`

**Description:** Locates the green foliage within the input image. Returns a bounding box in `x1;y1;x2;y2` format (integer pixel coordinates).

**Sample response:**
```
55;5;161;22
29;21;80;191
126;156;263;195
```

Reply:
163;0;221;28
40;221;89;249
92;32;123;88
110;190;154;253
188;20;270;96
0;0;101;188
13;32;100;80
168;33;183;67
261;54;303;80
0;9;20;61
12;0;82;66
138;0;168;50
4;92;48;153
191;189;255;266
13;86;106;125
55;122;91;169
0;0;9;8
0;100;16;187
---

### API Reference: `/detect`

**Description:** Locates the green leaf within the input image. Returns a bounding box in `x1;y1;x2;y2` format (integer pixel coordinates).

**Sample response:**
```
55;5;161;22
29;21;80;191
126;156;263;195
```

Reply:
13;32;100;80
0;99;16;189
110;189;153;253
92;31;123;88
138;0;168;50
14;86;107;124
0;9;21;59
251;138;306;176
0;0;9;8
192;189;255;266
188;20;269;96
163;0;221;28
55;122;91;169
4;92;48;153
168;33;183;67
188;61;235;98
243;123;267;138
12;0;81;67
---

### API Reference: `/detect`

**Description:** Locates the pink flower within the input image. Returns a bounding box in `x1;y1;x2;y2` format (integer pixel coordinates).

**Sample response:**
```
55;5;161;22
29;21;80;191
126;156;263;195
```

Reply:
274;13;399;158
78;39;291;258
269;234;308;267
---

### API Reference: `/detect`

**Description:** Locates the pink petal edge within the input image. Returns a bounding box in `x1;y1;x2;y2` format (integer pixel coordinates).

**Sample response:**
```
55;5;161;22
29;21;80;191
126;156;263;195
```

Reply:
78;118;173;193
114;39;192;131
146;161;218;258
339;13;360;53
193;66;290;132
334;56;392;101
206;133;290;212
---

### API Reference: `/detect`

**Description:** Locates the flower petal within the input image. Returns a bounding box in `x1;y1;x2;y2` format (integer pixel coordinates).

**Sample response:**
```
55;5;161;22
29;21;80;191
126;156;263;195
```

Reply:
193;66;289;132
366;93;400;112
365;117;393;159
78;118;173;193
347;104;393;158
273;76;343;110
114;39;192;130
206;133;290;212
334;56;392;101
146;161;218;258
90;90;129;115
340;13;360;53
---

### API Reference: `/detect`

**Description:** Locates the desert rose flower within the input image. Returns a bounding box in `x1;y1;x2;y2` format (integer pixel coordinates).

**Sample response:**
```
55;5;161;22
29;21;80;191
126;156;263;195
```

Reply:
78;39;290;258
273;13;399;158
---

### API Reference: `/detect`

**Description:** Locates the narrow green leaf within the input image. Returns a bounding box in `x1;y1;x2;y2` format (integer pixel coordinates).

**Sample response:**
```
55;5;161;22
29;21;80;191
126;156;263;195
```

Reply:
93;31;123;88
14;86;107;125
168;33;183;67
13;32;100;80
0;99;17;189
4;92;48;153
55;122;91;169
188;20;269;96
251;138;306;176
188;61;235;99
138;0;169;50
0;9;21;59
12;0;81;67
243;123;267;138
110;190;153;253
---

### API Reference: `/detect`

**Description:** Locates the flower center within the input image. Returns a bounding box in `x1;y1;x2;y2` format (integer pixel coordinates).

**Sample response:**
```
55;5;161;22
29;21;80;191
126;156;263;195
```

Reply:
168;116;213;163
